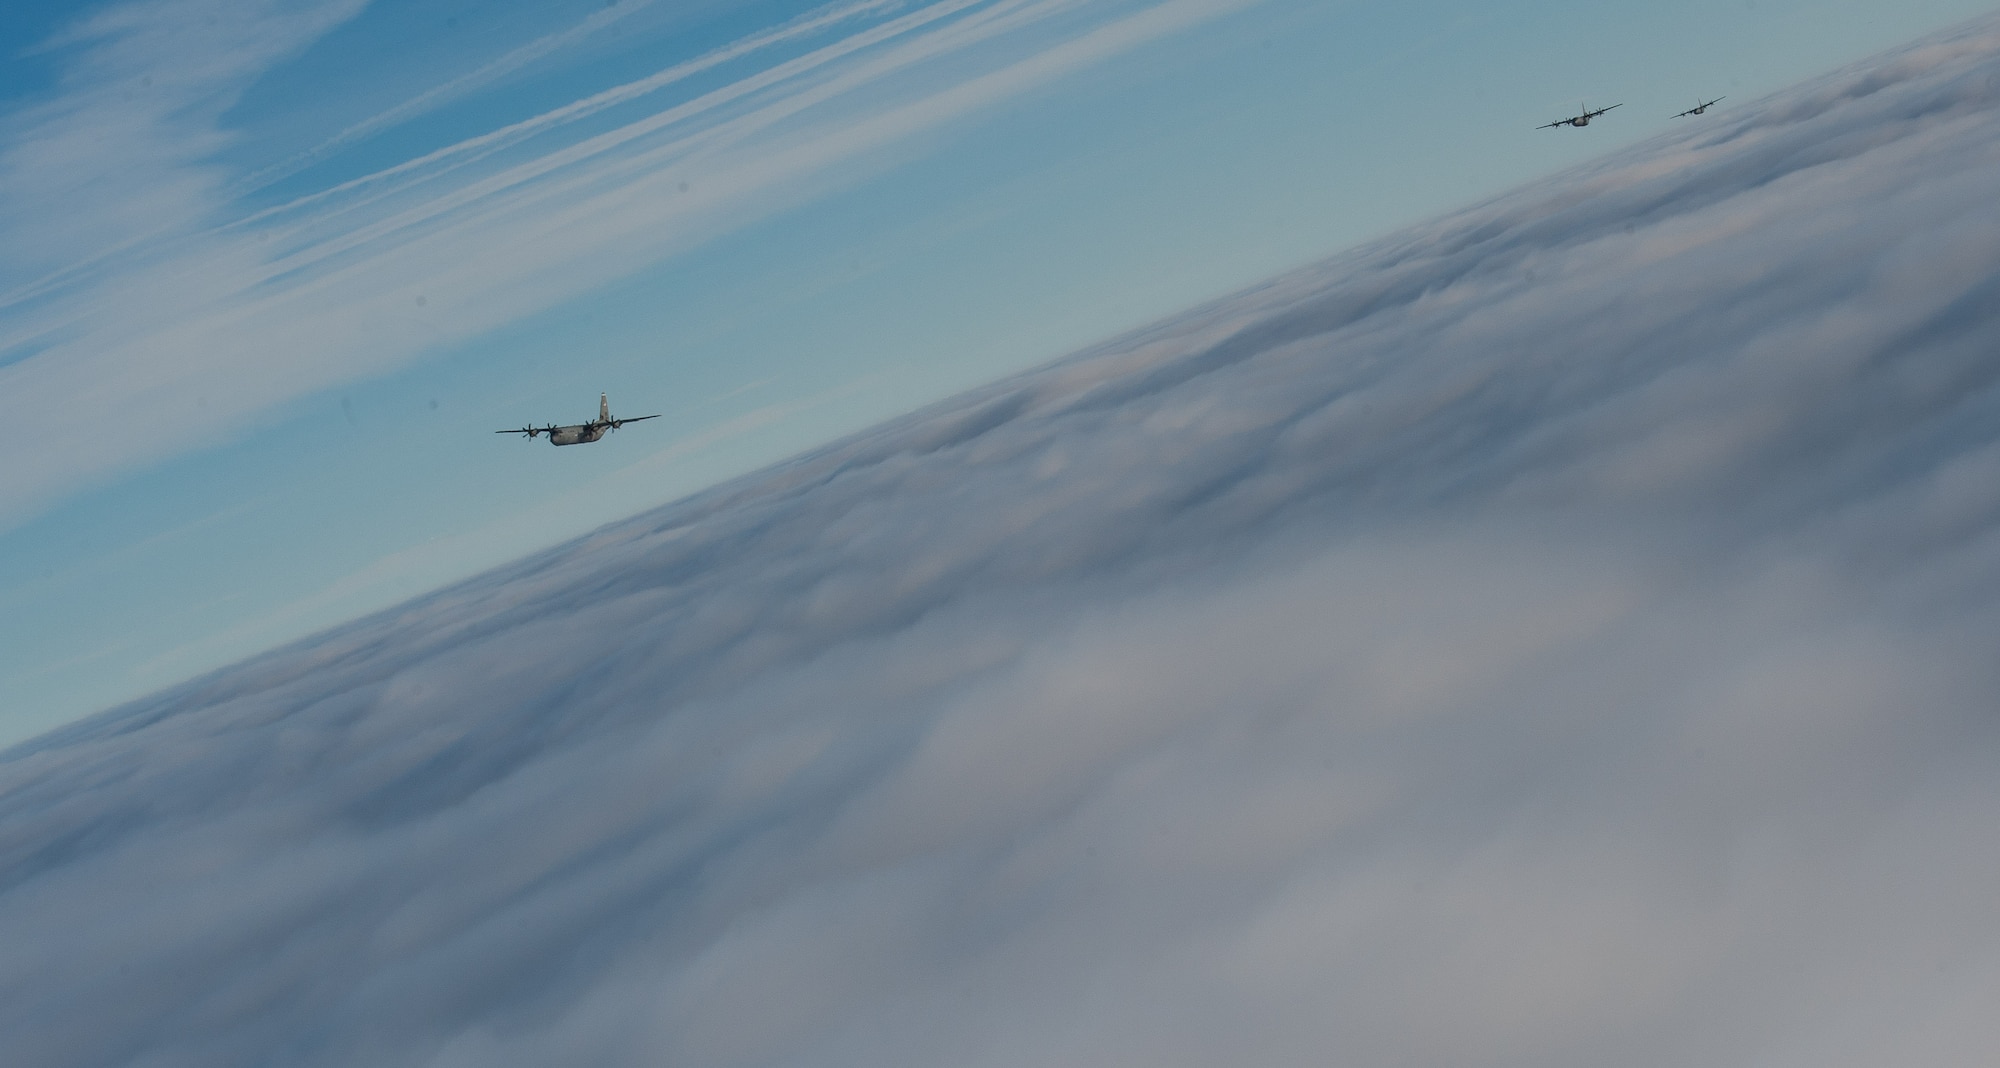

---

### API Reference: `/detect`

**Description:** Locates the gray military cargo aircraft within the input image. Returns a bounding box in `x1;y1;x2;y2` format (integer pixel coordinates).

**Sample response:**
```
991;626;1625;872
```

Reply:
497;393;660;446
1538;102;1620;129
1673;96;1724;118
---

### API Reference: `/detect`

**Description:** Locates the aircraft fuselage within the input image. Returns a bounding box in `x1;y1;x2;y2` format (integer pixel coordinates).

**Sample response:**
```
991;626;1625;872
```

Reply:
546;423;610;446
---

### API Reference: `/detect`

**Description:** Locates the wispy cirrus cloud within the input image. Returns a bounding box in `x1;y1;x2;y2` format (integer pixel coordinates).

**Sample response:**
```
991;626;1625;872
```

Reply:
6;15;2000;1067
229;0;911;209
0;0;1261;530
233;0;685;193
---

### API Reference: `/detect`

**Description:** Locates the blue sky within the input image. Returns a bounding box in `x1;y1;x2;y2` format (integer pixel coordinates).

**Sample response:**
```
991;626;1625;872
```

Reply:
1;0;1994;744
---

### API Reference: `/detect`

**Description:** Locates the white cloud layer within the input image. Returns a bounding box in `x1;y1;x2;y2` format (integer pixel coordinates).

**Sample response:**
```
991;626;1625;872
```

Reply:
7;14;2000;1067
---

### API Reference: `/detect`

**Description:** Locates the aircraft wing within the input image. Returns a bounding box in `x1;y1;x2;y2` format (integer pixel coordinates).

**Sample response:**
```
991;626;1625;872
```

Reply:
612;414;662;427
1536;119;1568;130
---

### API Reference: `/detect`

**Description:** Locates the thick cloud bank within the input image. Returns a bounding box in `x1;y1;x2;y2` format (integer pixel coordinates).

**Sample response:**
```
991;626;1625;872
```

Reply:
9;18;2000;1067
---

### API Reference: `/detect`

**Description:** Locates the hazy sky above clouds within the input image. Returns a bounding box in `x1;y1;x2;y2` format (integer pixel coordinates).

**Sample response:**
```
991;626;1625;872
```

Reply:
2;0;1997;741
5;16;2000;1065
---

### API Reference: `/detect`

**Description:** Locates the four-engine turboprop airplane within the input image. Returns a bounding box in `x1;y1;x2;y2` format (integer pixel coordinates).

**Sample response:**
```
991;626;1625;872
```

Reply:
497;393;660;446
1538;102;1621;129
1673;96;1725;118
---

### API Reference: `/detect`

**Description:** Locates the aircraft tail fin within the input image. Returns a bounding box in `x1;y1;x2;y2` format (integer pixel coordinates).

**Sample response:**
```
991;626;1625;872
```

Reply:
600;392;610;422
